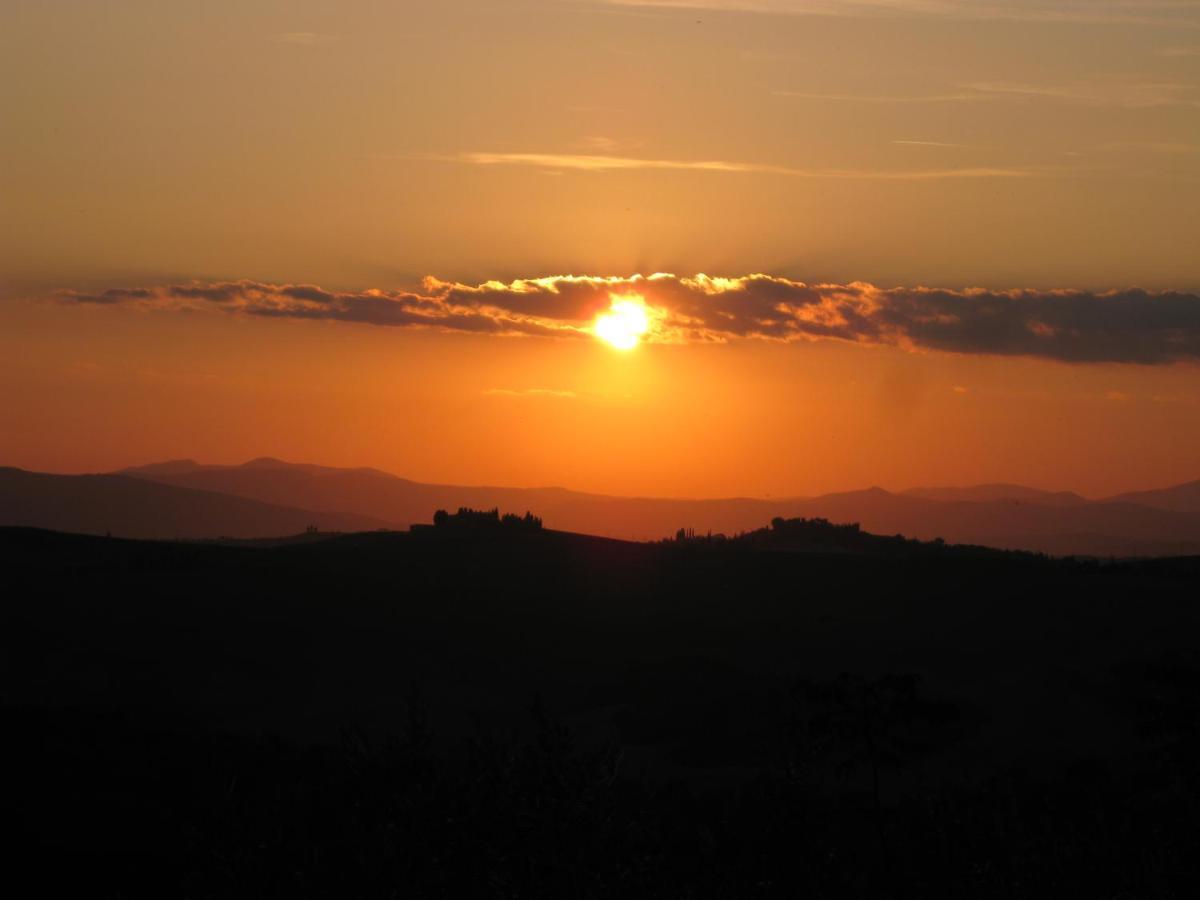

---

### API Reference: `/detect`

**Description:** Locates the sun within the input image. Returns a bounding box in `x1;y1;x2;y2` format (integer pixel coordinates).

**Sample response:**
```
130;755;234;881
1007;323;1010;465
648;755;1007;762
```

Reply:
594;295;651;351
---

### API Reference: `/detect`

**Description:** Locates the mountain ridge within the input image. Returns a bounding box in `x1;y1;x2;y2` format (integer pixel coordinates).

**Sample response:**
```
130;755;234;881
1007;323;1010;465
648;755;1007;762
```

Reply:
112;458;1200;556
7;458;1199;555
0;466;390;540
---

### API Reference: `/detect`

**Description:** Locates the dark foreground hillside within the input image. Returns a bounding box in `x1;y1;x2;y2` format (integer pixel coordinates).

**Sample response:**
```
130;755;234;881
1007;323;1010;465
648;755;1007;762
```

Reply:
5;525;1200;897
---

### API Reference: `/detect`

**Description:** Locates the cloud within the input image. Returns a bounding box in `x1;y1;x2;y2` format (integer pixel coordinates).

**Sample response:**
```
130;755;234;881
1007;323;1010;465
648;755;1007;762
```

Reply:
269;32;338;45
1100;140;1200;154
963;80;1200;108
450;151;1036;180
775;81;1200;108
59;274;1200;365
599;1;1200;27
60;280;586;339
773;90;985;103
892;140;969;148
485;388;579;398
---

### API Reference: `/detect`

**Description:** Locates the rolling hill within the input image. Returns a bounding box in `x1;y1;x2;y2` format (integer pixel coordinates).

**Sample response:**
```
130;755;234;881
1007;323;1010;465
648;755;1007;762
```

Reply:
5;458;1198;554
0;466;388;539
5;523;1200;894
1103;479;1200;514
113;458;1200;556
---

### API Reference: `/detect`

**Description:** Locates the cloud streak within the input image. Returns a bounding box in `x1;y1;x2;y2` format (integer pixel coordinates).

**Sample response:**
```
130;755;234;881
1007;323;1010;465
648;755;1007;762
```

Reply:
60;275;1200;365
964;80;1200;108
485;388;579;398
600;1;1200;27
775;81;1200;108
892;140;970;148
269;32;338;45
451;151;1036;180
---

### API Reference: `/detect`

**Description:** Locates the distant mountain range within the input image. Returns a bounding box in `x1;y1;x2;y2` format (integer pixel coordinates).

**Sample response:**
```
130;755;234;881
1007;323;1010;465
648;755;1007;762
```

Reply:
2;457;1199;556
0;467;387;540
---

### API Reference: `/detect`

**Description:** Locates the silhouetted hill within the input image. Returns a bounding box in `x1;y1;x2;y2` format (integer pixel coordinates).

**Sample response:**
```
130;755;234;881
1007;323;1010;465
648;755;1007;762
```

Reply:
120;458;571;529
722;515;1017;557
4;522;1196;759
0;467;388;539
781;488;1200;557
120;458;205;477
114;458;1200;555
1105;479;1200;514
5;524;1200;895
902;483;1090;506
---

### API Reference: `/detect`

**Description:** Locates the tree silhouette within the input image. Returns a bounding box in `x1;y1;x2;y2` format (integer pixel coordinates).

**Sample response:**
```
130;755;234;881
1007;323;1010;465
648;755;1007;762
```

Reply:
433;507;542;530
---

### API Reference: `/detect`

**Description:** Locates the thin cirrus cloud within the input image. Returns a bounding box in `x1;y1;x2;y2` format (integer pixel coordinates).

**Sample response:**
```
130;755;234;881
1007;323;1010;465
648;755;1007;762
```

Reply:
772;89;986;103
451;151;1035;180
60;274;1200;365
892;140;970;148
775;82;1200;108
485;388;579;399
269;32;338;45
598;1;1200;27
964;80;1200;108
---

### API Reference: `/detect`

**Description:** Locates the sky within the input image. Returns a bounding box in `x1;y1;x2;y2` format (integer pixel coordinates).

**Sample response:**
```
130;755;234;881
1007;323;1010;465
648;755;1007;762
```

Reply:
2;0;1199;498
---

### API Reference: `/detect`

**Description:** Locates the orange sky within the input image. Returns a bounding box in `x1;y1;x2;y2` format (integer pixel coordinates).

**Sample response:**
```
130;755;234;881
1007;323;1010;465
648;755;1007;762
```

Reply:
2;1;1199;497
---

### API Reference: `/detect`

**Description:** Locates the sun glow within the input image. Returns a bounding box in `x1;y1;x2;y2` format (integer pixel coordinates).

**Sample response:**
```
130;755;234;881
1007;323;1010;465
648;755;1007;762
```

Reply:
594;295;651;351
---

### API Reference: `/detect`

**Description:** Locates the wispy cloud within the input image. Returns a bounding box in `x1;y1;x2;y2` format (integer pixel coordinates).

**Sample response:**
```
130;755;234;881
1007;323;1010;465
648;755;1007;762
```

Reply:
573;135;650;153
1158;45;1200;56
776;81;1200;108
450;151;1036;180
772;90;983;104
892;140;969;148
269;32;338;46
964;80;1200;108
576;136;623;152
485;388;579;399
58;274;1200;365
565;104;629;114
599;1;1200;27
1100;140;1200;154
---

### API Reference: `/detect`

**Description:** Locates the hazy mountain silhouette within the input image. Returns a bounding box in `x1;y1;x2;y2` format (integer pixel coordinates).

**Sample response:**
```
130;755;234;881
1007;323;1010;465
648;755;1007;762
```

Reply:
772;486;1200;557
902;483;1090;507
119;457;587;527
1103;479;1200;514
115;458;1200;556
0;466;387;539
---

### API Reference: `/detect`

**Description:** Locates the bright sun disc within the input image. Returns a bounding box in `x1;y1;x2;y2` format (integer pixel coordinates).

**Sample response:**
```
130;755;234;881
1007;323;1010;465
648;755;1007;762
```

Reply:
594;296;650;351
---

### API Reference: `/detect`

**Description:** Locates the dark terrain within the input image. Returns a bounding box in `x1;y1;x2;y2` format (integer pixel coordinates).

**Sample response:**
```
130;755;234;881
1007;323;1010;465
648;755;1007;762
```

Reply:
6;520;1200;897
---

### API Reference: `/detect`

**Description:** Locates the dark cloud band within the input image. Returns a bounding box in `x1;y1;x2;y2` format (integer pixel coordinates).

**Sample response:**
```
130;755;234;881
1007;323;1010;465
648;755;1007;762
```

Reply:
60;274;1200;364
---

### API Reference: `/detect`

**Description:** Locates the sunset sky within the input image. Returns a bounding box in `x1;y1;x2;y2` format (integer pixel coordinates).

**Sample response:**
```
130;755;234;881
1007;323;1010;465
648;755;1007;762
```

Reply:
3;0;1199;498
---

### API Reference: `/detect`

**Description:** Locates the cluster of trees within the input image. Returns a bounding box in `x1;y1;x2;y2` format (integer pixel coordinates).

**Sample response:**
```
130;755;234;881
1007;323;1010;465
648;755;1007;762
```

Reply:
432;507;543;530
671;517;863;546
673;527;728;543
666;516;975;558
770;516;862;538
